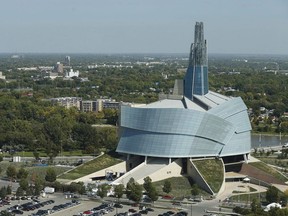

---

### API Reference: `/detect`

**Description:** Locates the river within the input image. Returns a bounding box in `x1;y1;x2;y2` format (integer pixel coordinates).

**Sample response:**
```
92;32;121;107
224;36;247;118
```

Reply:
251;134;288;148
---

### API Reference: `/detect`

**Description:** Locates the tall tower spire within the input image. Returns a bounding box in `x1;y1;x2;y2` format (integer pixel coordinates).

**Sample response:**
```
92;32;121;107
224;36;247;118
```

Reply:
184;22;208;99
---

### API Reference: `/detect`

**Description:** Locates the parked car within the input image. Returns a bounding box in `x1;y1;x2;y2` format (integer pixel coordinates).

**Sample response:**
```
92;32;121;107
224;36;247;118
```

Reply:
162;195;173;199
114;203;123;208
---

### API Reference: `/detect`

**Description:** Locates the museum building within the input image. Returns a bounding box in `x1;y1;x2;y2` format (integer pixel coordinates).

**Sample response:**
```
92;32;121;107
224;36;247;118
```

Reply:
116;22;251;164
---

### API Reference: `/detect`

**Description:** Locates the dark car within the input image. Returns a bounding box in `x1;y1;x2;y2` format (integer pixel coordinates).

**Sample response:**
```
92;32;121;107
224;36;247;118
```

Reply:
114;203;123;208
178;211;188;216
139;209;148;214
11;209;24;215
172;201;181;206
129;208;137;213
166;211;175;215
146;207;154;212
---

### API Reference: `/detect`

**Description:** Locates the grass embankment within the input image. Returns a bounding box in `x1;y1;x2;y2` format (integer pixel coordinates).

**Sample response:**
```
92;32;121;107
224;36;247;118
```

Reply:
193;159;224;193
249;161;288;182
257;157;288;169
153;177;209;198
58;154;123;180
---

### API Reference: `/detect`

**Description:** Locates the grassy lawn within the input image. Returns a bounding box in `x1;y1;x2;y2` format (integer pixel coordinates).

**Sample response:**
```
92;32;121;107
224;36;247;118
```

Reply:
0;161;25;178
0;161;70;181
26;166;71;181
58;154;123;180
249;161;288;182
152;176;210;199
229;192;266;203
193;159;224;193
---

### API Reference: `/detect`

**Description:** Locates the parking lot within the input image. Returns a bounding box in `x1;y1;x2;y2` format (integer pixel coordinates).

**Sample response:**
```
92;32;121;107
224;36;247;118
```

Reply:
0;193;190;216
0;193;82;216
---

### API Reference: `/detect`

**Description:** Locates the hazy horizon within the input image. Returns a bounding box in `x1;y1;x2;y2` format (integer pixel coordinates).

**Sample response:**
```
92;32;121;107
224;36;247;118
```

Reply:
1;0;288;55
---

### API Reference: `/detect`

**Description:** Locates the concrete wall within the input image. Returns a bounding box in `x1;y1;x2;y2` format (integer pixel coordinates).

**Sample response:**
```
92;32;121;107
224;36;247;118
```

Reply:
113;162;146;185
217;158;226;196
137;158;183;184
187;159;214;195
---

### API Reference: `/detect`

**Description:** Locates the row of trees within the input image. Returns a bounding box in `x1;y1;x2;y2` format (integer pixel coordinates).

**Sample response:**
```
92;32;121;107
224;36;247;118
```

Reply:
0;92;118;159
94;177;186;204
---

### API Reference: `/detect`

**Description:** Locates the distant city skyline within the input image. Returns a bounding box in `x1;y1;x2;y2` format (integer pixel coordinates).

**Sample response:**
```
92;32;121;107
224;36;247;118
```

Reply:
1;0;288;55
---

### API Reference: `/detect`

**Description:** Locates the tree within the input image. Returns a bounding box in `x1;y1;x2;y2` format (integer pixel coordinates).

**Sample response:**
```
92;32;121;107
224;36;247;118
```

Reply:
163;180;172;194
26;186;34;196
143;176;158;202
6;165;17;182
33;150;40;160
72;123;99;151
103;108;118;125
45;168;57;182
281;196;288;208
0;155;3;162
16;187;24;197
6;186;12;195
97;184;109;198
34;177;44;195
143;177;153;193
17;167;28;180
114;184;125;200
251;198;263;214
0;186;7;199
266;186;280;203
148;187;158;202
76;182;86;195
126;178;143;203
19;178;29;191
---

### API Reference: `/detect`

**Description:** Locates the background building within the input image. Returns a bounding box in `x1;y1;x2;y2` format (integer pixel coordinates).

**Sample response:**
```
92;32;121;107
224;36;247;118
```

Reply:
0;71;6;80
55;62;64;73
49;97;81;110
80;100;102;112
65;69;79;78
65;56;71;66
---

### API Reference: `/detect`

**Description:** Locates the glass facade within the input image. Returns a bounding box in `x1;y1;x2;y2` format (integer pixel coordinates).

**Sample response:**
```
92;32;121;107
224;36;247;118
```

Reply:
117;97;251;158
184;66;208;97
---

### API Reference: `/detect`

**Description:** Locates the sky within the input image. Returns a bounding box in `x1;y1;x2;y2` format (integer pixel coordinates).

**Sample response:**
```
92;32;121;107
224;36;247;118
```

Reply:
1;0;288;55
